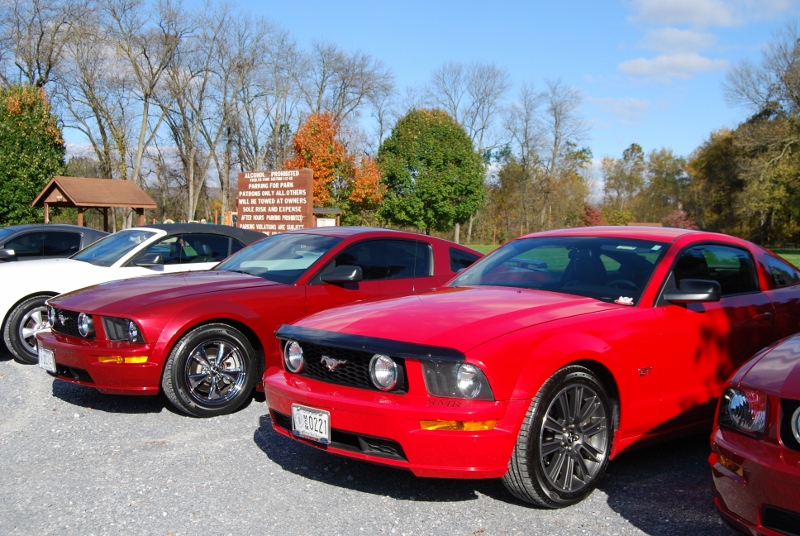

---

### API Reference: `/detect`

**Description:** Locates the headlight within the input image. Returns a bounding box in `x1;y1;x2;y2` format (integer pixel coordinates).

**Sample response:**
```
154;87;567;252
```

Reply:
370;354;398;391
422;360;494;400
719;387;767;436
77;313;94;338
284;340;304;373
103;317;144;343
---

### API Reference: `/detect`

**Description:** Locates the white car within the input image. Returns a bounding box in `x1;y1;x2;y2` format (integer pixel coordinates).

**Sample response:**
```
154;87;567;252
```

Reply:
1;223;264;364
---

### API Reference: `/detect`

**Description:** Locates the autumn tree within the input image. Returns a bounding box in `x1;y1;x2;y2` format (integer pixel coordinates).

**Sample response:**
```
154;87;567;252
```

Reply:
285;112;384;222
0;84;65;224
377;109;484;236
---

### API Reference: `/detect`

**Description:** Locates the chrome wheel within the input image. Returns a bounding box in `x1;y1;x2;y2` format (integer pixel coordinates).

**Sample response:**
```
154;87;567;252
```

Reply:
184;338;247;406
19;304;49;355
539;383;609;493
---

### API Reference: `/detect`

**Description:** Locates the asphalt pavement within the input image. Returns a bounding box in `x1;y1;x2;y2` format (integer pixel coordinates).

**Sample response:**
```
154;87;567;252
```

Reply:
0;349;738;536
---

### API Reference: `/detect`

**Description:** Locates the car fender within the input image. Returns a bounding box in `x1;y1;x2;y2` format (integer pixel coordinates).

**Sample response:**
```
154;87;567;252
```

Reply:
146;299;268;362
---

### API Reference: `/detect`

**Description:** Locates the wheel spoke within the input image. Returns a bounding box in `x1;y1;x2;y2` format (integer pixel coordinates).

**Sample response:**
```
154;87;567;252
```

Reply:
568;385;583;422
189;348;212;369
187;371;211;389
214;342;229;367
540;437;563;457
578;441;604;464
217;369;242;384
546;449;568;482
582;418;607;438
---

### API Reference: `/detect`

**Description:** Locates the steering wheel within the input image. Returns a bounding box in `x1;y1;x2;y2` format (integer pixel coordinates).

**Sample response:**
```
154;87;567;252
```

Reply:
607;279;638;291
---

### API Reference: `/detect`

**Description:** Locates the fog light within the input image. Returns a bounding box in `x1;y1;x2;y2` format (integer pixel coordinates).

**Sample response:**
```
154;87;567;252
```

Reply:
77;313;94;338
284;340;304;373
370;354;397;391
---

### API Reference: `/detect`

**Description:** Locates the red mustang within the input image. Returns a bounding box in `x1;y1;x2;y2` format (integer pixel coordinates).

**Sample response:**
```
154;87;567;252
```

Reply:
710;334;800;534
264;226;800;508
36;227;481;417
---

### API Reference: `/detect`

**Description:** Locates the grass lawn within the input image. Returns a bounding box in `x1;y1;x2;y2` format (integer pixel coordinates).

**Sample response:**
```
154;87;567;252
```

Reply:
469;244;800;267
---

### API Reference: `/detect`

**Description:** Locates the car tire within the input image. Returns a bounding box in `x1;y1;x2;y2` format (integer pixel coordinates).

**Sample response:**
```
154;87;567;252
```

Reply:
3;294;52;365
161;323;258;418
502;365;614;508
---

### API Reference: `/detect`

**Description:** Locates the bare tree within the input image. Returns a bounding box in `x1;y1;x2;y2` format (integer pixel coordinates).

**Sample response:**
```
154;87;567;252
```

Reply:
297;41;394;125
0;0;92;87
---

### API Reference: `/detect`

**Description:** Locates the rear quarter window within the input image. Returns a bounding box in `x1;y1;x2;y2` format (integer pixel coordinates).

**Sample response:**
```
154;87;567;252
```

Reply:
450;248;481;272
765;255;800;288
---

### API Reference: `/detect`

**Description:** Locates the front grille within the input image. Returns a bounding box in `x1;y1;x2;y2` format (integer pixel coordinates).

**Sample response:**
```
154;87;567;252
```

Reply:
271;410;407;461
53;363;93;383
780;399;800;452
763;506;800;536
51;308;83;338
294;341;407;393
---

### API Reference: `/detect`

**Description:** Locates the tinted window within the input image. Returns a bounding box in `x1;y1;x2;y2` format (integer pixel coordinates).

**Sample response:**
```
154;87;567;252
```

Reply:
4;232;44;257
42;231;81;256
145;233;242;265
765;255;800;288
673;245;758;296
450;248;481;272
73;229;157;267
333;240;432;281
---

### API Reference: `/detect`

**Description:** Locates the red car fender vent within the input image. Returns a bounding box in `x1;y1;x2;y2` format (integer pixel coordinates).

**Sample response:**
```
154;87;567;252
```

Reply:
763;506;800;536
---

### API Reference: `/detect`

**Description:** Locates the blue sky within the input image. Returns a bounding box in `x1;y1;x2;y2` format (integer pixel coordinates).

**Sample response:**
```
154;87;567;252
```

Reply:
247;0;799;161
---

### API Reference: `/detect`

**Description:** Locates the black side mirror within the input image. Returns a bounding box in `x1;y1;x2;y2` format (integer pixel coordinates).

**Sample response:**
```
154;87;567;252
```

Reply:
133;253;165;267
0;248;16;261
664;279;721;304
321;264;363;283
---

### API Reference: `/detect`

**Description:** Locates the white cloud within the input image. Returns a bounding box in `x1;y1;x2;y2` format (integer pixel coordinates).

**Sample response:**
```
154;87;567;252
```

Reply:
628;0;792;27
587;96;651;124
618;53;728;81
641;28;716;53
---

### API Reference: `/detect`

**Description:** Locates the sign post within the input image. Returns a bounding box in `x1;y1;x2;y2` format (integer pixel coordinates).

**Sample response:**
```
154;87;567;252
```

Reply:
236;169;314;235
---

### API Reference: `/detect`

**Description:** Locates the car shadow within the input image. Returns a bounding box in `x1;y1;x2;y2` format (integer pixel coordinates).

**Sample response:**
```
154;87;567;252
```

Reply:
253;413;509;503
254;413;737;532
598;433;736;535
50;379;168;414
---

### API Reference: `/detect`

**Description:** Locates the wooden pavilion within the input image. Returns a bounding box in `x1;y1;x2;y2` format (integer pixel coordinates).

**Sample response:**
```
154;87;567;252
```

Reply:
31;176;157;231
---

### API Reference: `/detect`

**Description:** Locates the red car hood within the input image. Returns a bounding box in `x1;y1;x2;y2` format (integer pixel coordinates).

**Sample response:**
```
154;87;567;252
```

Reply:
740;334;800;399
293;286;616;353
50;270;282;315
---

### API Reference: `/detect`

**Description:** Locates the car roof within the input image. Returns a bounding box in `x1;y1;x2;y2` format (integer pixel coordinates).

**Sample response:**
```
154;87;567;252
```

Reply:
0;223;108;234
131;223;265;243
523;226;702;242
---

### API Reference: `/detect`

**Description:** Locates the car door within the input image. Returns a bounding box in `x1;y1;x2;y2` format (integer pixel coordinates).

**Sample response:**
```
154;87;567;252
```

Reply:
304;238;431;315
655;244;776;429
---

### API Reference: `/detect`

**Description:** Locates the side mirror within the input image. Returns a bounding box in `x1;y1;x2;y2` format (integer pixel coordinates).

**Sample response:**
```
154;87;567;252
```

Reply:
133;253;165;267
321;264;363;283
0;248;16;260
664;279;721;304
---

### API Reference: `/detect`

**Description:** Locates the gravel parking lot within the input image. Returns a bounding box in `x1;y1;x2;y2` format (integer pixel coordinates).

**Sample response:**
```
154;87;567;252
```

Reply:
0;350;736;536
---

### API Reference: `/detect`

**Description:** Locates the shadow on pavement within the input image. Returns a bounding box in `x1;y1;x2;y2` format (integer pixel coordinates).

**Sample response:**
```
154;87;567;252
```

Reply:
50;378;168;414
599;433;736;535
253;413;510;504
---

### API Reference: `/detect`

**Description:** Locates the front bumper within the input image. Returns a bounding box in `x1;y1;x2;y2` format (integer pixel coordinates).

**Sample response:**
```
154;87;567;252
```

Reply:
36;331;162;395
709;427;800;536
263;368;529;479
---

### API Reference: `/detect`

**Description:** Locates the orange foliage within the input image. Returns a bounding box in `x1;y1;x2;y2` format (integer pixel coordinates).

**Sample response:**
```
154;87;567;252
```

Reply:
285;112;384;209
284;112;346;207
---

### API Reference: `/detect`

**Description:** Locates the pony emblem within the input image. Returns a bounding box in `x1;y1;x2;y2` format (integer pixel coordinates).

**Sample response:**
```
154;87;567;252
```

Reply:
321;355;346;371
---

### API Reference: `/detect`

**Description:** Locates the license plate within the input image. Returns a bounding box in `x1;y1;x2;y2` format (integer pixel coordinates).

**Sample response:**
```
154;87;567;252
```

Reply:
38;347;56;373
291;404;330;444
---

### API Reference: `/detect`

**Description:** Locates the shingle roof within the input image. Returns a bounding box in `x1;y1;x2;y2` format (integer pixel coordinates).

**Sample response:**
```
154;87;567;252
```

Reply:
31;176;157;209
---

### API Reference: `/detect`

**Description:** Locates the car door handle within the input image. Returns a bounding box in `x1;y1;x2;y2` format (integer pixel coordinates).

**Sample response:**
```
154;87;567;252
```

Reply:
753;312;773;321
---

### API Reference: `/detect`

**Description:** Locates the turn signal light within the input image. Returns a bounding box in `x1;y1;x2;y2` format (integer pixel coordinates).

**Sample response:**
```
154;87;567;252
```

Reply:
420;420;497;431
97;356;149;364
717;453;745;478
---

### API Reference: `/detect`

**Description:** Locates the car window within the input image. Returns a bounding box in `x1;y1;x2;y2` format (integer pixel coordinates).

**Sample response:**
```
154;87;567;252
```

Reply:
216;232;342;284
331;239;433;280
72;229;157;267
144;233;241;265
764;255;800;288
449;236;668;304
450;247;481;272
42;231;82;256
4;232;44;257
673;245;759;296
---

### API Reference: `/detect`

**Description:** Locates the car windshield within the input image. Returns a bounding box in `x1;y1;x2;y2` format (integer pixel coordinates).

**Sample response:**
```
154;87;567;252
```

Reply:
71;229;157;267
216;232;342;284
449;235;668;305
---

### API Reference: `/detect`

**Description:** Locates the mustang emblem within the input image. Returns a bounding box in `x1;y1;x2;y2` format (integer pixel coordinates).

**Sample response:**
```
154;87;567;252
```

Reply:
320;355;346;372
